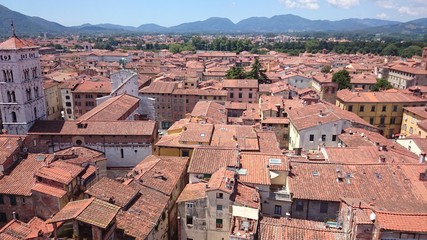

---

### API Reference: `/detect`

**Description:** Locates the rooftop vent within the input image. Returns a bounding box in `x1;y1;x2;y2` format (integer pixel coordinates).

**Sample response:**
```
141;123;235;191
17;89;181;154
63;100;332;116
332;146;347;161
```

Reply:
313;171;319;177
269;158;282;165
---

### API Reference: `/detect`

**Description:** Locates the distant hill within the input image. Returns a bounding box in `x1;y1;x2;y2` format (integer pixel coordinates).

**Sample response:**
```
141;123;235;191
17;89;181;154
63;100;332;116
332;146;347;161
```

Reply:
0;4;67;36
0;3;426;36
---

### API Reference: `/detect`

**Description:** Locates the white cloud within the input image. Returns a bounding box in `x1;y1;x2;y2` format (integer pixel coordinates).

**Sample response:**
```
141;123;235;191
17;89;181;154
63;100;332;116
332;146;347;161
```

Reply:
376;12;388;19
280;0;320;10
372;0;427;17
327;0;359;8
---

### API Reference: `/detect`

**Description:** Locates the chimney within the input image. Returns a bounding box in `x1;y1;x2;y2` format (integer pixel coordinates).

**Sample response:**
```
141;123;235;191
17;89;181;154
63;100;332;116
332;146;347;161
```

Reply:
419;153;426;164
319;110;324;117
12;212;17;220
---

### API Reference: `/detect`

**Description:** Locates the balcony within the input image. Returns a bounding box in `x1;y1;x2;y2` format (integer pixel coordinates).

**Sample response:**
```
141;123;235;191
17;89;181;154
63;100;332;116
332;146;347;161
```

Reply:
269;189;292;202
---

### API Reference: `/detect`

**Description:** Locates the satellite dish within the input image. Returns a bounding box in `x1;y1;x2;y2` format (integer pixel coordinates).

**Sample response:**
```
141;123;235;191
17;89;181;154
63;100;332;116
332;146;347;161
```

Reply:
370;212;376;221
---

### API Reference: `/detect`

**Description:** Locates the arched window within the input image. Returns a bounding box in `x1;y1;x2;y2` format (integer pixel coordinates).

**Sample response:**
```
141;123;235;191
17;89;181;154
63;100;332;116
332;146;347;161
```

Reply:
34;107;37;119
11;111;17;123
7;91;11;102
11;91;16;102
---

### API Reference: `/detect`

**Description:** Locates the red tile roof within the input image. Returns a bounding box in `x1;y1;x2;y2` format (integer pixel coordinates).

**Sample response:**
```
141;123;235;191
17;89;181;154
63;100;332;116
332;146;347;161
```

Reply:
240;153;288;186
177;182;207;202
259;217;347;240
76;198;120;229
31;183;67;198
85;177;139;208
0;217;54;240
337;89;427;103
375;211;427;233
0;154;53;196
188;147;239;174
28;120;156;136
223;79;258;89
35;160;84;185
0;135;23;165
125;155;189;196
207;167;236;194
0;36;37;50
78;94;140;121
288;162;427;212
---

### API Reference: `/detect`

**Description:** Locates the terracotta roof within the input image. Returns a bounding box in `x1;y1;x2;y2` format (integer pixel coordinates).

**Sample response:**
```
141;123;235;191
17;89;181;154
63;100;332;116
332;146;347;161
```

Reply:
78;94;140;121
0;154;53;196
207;167;236;194
288;102;374;131
375;211;427;232
232;183;260;209
337;89;427;103
240;153;288;186
190;101;227;124
0;217;54;240
54;146;106;165
35;160;84;185
48;198;94;223
139;81;177;94
289;162;427;212
85;177;139;208
116;185;169;240
0;36;37;50
404;106;427;119
259;217;347;240
211;124;259;151
257;131;282;154
223;79;258;89
31;183;67;198
72;78;111;93
0;135;23;165
76;198;120;229
126;155;189;196
389;64;427;75
188;147;239;174
28;120;156;136
179;123;214;143
177;182;207;202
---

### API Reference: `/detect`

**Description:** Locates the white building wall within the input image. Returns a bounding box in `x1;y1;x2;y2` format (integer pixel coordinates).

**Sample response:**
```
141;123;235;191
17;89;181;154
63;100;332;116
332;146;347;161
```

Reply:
296;120;349;151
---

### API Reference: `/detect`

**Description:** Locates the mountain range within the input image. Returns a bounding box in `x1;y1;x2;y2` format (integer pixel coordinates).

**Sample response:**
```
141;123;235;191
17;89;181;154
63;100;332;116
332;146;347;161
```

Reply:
1;3;426;36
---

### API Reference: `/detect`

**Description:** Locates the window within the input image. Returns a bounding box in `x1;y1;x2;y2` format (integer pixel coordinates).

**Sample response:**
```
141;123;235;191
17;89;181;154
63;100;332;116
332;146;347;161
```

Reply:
230;93;234;98
11;111;17;123
238;93;242;99
0;212;6;222
75;94;81;99
370;117;374;125
66;108;72;114
359;105;365;112
321;134;326;142
309;134;314;142
216;193;223;199
185;203;194;210
65;95;70;100
380;116;385;125
274;205;282;215
65;102;71;107
371;106;376;112
10;195;17;206
186;215;193;225
332;135;337;141
382;105;387;112
216;219;223;228
217;205;223;211
182;150;190;157
320;201;328;213
0;195;3;204
249;93;253;98
392;105;398;112
120;149;124;158
390;117;396;125
348;105;353;112
296;201;304;211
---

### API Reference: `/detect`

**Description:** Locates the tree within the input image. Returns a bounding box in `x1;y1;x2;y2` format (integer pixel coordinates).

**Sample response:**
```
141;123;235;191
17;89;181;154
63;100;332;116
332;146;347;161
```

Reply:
332;70;351;90
225;66;247;79
373;78;393;91
381;44;399;56
247;58;270;84
399;45;423;58
321;65;332;73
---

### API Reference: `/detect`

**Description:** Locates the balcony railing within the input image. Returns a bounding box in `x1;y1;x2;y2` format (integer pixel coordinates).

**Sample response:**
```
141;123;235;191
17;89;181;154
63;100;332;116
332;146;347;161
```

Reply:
269;189;292;201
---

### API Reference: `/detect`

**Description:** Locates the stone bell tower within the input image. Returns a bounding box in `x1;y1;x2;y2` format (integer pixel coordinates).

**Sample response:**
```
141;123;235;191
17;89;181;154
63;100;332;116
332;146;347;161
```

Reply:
0;26;46;134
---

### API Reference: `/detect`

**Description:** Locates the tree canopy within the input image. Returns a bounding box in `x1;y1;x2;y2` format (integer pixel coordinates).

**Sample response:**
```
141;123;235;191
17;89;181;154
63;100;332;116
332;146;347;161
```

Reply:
225;66;247;79
372;78;393;91
332;70;351;90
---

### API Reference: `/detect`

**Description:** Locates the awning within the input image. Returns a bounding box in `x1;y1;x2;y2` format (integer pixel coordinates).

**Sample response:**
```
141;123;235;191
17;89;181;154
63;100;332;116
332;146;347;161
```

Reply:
270;170;280;179
232;205;259;220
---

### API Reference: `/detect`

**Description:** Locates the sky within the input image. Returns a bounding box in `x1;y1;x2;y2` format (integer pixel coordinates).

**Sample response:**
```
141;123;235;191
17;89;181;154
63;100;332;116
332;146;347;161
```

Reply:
0;0;426;27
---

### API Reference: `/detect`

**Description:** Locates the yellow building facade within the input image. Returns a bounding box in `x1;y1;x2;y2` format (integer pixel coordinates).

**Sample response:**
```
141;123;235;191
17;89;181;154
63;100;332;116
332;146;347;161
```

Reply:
336;90;427;138
400;107;427;138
